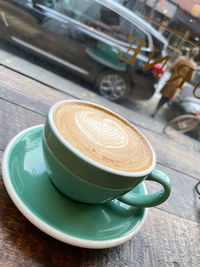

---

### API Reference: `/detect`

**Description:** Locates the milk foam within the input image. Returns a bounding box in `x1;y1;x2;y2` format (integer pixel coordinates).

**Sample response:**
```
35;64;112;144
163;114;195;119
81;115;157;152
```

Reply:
75;110;128;149
53;102;153;172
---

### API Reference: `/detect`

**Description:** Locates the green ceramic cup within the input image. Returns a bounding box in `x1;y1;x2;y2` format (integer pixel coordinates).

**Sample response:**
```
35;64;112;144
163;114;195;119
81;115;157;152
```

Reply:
42;100;171;207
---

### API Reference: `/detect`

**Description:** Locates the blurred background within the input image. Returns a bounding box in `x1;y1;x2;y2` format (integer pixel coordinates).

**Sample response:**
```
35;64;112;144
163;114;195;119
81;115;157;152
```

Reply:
0;0;200;141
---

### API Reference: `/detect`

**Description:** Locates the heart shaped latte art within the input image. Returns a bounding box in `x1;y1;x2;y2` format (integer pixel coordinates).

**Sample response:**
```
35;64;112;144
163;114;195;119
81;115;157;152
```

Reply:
75;111;129;148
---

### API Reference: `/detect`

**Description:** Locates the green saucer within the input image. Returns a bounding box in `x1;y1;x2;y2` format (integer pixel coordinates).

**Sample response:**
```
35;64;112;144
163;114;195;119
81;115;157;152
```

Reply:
2;125;148;249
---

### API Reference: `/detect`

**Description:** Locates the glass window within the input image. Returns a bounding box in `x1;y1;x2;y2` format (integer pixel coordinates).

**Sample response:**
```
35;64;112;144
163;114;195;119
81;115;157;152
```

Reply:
0;0;200;144
46;0;147;45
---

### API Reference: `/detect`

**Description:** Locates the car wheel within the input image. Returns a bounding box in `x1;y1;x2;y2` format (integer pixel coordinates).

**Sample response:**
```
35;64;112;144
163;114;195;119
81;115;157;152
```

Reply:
96;70;130;102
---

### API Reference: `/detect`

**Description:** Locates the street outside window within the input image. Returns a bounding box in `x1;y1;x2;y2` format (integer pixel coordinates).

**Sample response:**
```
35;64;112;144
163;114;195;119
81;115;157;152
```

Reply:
0;0;200;142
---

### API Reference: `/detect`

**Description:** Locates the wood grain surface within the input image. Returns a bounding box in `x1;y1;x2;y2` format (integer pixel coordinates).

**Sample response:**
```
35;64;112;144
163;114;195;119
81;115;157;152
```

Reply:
146;164;200;223
0;98;44;151
0;66;200;266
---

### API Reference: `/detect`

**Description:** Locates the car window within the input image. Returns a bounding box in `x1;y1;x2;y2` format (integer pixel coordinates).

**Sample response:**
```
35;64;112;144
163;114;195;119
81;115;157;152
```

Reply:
131;26;147;43
62;0;93;18
48;0;148;45
45;0;94;18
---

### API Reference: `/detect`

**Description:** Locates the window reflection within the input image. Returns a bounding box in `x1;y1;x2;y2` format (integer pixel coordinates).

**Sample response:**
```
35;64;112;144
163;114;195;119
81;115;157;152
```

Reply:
0;0;200;141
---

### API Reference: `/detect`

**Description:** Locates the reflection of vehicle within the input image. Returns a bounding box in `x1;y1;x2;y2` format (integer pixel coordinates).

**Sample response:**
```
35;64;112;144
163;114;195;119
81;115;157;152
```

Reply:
164;111;200;136
166;94;200;139
0;0;168;101
174;83;200;114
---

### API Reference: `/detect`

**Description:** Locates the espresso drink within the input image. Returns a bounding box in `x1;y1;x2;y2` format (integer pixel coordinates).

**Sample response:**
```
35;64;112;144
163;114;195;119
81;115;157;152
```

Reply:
53;102;153;172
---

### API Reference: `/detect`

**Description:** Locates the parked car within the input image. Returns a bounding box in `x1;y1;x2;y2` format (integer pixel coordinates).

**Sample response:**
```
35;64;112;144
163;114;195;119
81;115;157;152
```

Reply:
0;0;168;101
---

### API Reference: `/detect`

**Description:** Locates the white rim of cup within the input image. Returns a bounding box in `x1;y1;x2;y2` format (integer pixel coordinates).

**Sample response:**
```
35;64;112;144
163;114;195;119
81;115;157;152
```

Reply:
2;125;148;249
49;99;157;177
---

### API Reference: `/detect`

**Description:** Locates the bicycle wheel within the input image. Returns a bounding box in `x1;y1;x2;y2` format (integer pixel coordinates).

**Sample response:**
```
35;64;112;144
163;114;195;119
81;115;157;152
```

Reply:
163;115;199;136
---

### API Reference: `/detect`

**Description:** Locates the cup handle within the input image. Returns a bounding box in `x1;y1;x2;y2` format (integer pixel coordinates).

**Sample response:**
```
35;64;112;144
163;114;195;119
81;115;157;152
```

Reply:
118;168;171;208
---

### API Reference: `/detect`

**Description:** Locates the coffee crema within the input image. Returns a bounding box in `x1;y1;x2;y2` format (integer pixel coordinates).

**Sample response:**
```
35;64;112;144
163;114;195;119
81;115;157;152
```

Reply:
53;102;153;172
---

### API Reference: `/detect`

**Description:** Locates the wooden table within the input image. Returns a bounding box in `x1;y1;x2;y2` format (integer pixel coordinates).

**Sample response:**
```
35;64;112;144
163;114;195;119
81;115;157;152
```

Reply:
0;65;200;266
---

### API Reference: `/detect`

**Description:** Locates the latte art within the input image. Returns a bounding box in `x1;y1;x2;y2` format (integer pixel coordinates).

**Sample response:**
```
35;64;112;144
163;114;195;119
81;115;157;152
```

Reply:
75;111;128;148
53;102;153;172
